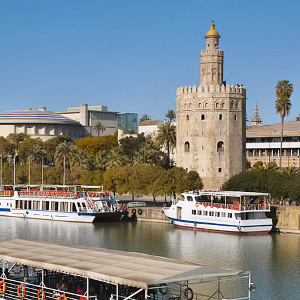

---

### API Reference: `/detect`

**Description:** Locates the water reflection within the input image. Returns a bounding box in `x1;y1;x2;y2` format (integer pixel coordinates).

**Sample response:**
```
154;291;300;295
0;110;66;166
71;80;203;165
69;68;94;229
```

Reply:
0;217;299;300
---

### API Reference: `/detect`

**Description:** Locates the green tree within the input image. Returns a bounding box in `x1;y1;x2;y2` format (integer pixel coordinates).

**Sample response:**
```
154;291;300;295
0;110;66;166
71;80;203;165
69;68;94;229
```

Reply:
165;110;176;122
18;138;43;164
54;141;81;185
6;133;29;157
275;80;293;168
155;122;176;167
93;122;106;137
44;135;73;163
139;114;151;124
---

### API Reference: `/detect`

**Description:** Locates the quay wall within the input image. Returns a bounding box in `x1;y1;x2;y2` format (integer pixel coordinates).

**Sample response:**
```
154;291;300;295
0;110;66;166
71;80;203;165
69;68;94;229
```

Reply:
127;207;170;223
276;205;300;231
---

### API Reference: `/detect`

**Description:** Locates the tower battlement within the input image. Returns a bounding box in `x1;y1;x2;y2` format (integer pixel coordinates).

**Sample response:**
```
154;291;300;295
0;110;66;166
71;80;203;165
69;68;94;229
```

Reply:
176;84;246;97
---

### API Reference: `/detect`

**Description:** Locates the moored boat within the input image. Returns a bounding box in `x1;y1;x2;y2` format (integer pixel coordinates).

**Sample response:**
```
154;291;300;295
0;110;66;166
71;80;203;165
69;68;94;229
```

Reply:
162;190;273;234
0;185;127;223
0;239;255;300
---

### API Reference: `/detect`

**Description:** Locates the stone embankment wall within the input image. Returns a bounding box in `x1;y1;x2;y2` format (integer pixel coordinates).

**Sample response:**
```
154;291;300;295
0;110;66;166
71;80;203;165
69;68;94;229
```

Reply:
276;205;300;230
127;207;170;223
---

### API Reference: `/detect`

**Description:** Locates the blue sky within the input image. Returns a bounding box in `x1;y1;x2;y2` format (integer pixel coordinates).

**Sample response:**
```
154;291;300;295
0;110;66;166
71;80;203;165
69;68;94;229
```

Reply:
0;0;299;125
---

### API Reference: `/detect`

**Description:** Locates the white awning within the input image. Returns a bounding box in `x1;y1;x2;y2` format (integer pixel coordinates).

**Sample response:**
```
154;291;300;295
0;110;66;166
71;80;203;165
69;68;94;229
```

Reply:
0;240;241;289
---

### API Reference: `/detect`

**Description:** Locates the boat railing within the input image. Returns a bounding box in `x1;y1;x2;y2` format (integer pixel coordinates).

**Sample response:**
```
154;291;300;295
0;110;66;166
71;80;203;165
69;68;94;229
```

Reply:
197;202;270;211
0;277;96;300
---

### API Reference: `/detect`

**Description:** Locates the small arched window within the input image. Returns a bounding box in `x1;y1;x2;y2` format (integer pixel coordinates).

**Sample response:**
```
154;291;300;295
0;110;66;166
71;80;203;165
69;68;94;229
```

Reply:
201;114;205;120
198;102;202;109
186;115;190;121
234;115;237;121
217;141;224;152
184;142;190;152
219;114;222;120
189;103;192;109
184;103;187;110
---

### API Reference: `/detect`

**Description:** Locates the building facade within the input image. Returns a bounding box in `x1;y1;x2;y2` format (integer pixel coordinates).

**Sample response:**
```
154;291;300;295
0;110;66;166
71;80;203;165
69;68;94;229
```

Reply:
0;107;84;141
176;22;246;189
247;121;300;168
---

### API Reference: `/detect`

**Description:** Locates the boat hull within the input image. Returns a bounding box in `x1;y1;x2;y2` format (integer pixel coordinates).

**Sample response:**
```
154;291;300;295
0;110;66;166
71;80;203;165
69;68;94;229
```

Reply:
163;207;273;234
0;208;124;223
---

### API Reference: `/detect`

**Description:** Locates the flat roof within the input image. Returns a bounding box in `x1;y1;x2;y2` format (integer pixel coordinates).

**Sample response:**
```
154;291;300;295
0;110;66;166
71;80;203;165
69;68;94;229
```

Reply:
0;240;241;289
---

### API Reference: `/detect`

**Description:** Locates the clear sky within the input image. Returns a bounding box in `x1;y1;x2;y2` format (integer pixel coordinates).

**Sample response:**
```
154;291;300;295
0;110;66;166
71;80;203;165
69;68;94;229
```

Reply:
0;0;299;125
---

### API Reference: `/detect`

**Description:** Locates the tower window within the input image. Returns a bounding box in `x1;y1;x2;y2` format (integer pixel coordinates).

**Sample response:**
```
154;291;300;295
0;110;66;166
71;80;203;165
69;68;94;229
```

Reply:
201;114;205;120
218;168;222;173
234;115;237;121
217;141;224;152
184;142;190;152
186;115;190;121
219;114;222;120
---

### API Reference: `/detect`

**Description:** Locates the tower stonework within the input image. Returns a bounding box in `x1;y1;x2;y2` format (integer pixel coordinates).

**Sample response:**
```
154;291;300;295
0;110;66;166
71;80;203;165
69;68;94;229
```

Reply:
176;22;246;189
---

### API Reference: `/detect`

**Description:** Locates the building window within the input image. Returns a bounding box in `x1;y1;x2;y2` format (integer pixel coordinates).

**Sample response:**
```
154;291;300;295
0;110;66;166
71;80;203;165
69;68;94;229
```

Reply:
186;115;190;121
218;168;222;173
184;142;190;152
234;115;237;121
201;114;205;120
217;141;224;152
219;114;222;120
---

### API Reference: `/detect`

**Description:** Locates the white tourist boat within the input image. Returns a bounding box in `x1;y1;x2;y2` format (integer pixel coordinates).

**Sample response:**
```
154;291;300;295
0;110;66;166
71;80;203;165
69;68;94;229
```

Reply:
0;185;126;223
162;190;273;234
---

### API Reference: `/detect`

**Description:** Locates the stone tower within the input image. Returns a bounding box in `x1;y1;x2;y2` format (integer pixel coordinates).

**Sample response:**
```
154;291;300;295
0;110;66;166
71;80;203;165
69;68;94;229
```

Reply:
176;22;246;189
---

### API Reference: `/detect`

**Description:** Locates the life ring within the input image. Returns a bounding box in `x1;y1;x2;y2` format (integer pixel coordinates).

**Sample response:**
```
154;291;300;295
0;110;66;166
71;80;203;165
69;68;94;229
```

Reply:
12;264;23;274
195;202;199;207
138;209;142;215
17;285;26;299
222;204;226;209
228;204;232;209
210;203;214;208
247;204;251;209
0;280;6;294
159;283;167;295
33;267;42;274
203;203;207;208
37;289;45;300
183;287;193;300
216;204;220;209
59;294;67;300
132;209;136;214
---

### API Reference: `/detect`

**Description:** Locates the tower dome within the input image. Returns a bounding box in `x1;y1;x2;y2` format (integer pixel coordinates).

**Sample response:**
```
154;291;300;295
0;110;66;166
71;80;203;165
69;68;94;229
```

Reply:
205;21;220;37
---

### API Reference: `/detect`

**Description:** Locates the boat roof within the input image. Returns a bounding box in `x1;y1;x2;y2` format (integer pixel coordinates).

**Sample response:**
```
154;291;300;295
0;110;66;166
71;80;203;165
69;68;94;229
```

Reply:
182;190;270;197
0;239;241;289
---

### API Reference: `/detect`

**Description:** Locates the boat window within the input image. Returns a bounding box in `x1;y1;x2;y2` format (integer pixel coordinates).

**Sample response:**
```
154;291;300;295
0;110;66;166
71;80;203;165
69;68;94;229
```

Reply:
197;210;202;215
187;196;193;202
221;212;226;217
228;213;232;218
51;202;59;211
192;210;196;215
72;203;77;212
203;211;208;216
215;212;220;217
209;211;214;217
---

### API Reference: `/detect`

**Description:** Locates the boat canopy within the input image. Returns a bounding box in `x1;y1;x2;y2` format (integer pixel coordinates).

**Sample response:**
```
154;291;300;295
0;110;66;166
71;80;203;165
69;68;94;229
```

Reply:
0;239;241;289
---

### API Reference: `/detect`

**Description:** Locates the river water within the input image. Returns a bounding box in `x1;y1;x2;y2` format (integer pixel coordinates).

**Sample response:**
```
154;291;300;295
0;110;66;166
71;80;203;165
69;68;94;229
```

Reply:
0;217;299;300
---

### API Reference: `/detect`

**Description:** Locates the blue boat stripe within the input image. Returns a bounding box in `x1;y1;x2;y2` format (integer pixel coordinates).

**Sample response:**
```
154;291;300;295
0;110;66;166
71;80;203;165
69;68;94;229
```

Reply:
170;218;271;228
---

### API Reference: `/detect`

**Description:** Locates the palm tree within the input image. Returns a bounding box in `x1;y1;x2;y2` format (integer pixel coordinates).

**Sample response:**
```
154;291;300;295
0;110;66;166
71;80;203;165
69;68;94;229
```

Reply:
28;144;45;185
275;80;293;168
54;141;80;185
165;110;176;122
155;122;176;166
139;114;151;124
93;122;106;137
